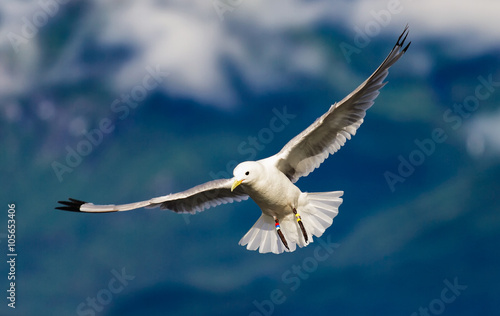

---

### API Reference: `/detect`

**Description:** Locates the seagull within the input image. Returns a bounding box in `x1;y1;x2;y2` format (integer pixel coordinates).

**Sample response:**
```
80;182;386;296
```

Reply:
57;27;410;254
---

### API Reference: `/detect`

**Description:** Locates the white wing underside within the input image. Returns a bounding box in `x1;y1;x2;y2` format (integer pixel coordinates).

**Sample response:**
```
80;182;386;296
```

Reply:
269;27;410;183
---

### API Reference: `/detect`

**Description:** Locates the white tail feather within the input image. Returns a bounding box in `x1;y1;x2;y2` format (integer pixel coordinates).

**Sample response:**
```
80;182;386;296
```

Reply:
239;191;343;254
238;215;293;254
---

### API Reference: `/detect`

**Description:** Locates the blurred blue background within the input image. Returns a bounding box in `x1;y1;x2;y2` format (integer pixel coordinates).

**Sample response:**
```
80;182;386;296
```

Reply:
1;1;499;315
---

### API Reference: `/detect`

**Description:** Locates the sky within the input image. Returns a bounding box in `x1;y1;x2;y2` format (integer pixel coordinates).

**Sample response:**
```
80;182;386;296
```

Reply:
1;1;499;315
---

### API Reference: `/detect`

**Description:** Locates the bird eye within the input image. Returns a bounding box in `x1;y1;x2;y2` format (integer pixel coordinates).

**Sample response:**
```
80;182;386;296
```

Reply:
245;171;249;176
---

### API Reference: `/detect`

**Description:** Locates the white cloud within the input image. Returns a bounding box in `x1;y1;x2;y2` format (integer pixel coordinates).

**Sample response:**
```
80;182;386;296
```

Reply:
94;0;341;107
0;0;40;98
466;110;500;157
1;0;500;108
352;0;500;55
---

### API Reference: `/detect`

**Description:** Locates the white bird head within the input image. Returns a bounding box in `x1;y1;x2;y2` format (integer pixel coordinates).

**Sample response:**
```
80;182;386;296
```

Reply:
231;161;263;191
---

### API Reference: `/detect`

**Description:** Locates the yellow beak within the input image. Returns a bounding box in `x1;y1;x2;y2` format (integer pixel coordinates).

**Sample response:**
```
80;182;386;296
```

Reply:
231;179;243;192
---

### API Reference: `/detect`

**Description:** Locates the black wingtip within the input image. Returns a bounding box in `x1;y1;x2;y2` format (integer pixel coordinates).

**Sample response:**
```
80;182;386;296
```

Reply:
56;198;87;212
396;24;410;51
403;41;411;53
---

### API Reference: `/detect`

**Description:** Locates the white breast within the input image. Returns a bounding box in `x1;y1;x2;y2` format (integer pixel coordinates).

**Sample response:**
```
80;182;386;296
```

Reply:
244;164;302;217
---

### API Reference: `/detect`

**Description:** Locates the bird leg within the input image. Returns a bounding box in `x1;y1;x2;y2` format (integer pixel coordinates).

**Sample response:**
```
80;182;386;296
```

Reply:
274;217;289;251
293;208;308;243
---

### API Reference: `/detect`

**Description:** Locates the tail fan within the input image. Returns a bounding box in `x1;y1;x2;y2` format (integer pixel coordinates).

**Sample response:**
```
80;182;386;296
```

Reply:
239;191;343;254
238;214;294;254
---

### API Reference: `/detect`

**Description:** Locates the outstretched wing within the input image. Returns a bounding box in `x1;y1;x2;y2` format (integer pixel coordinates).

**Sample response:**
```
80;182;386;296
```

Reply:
269;27;410;183
56;178;248;214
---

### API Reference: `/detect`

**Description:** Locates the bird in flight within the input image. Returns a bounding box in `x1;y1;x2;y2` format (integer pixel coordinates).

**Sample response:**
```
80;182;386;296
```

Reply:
57;27;410;254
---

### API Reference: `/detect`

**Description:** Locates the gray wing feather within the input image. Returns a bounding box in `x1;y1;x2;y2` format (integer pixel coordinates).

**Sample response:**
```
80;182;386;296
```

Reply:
271;27;410;183
149;179;248;214
58;178;248;214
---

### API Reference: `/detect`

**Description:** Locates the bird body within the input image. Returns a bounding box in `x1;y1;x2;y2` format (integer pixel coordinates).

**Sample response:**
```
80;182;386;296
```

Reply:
230;159;343;253
57;27;411;254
